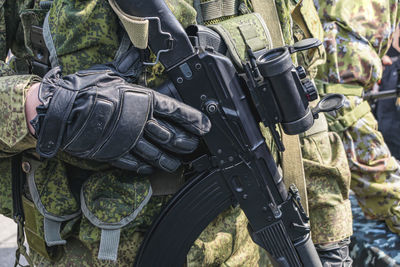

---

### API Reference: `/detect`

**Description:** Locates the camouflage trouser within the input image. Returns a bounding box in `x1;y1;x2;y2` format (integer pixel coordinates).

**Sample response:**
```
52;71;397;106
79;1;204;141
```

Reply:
300;114;353;244
329;96;400;235
30;206;272;267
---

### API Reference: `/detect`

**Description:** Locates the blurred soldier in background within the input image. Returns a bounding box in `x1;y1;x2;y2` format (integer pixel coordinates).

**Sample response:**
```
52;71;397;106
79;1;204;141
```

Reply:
315;0;400;238
376;25;400;159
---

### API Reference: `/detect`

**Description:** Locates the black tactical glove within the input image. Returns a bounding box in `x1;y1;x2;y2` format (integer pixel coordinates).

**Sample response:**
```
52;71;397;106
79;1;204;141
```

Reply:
32;67;211;174
316;238;353;267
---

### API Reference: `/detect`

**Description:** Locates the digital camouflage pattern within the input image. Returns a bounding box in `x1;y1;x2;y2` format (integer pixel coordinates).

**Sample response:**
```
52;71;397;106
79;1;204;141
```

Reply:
47;0;120;75
29;206;274;266
285;0;353;244
0;0;274;265
316;0;400;235
0;158;13;218
350;193;400;267
0;75;38;148
301;130;353;244
33;159;80;216
81;169;151;224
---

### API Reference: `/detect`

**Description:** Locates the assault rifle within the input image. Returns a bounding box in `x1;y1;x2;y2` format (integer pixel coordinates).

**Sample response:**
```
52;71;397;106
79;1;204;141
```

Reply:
364;65;400;101
115;0;344;266
363;84;400;101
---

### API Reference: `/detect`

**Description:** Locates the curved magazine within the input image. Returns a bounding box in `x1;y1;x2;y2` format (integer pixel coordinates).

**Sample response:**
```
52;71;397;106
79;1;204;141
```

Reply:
134;170;233;266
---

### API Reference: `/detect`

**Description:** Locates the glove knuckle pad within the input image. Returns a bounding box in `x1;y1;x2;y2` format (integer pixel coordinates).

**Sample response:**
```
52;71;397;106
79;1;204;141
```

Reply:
66;99;114;155
145;120;172;144
135;139;161;160
159;155;180;172
93;91;151;160
173;136;199;153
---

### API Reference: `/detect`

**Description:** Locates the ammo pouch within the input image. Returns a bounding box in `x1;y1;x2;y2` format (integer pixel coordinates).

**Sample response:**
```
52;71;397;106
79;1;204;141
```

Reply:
80;171;152;261
27;159;81;247
206;13;273;69
25;158;152;261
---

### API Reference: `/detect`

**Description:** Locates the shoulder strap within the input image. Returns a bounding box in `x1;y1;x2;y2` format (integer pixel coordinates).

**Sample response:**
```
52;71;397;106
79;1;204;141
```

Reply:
252;0;308;214
251;0;285;47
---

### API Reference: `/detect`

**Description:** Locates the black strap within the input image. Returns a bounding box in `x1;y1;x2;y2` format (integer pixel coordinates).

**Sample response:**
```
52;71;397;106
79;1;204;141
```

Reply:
12;154;25;221
11;154;33;267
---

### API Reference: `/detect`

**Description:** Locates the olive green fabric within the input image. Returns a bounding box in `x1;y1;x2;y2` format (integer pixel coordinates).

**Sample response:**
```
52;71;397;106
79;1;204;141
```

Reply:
301;130;353;243
316;0;400;236
108;0;149;49
47;0;120;75
80;170;152;261
26;158;81;247
29;159;80;217
208;13;272;68
251;0;284;47
286;0;353;243
290;0;325;78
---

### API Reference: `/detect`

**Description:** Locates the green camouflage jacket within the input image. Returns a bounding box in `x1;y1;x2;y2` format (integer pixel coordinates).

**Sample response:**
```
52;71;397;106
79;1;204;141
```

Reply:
317;0;400;88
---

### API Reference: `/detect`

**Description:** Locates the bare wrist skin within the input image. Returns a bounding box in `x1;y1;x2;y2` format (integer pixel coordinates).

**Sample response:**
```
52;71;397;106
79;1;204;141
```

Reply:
25;82;41;135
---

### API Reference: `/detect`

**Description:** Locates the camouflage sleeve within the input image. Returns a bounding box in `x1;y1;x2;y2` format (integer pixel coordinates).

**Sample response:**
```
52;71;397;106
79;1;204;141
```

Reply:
0;0;40;156
0;74;40;156
316;0;398;88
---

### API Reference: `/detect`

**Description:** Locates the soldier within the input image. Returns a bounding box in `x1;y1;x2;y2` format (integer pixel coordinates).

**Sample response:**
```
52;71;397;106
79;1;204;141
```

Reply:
0;0;352;266
315;0;400;237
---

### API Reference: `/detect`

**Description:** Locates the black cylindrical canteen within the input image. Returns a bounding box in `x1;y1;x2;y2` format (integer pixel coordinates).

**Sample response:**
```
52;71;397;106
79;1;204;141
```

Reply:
257;47;314;134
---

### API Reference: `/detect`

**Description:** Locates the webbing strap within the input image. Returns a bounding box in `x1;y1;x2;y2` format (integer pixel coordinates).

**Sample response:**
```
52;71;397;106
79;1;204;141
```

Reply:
252;0;307;213
43;12;59;68
327;101;371;132
44;218;66;246
108;0;149;49
252;0;307;212
315;80;364;97
22;196;54;261
14;217;33;267
98;229;121;261
251;0;284;47
200;0;238;22
281;133;308;215
238;23;267;51
11;155;34;267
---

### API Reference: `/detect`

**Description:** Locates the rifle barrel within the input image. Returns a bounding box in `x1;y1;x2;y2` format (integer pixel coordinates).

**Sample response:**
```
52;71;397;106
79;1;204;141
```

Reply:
364;89;399;101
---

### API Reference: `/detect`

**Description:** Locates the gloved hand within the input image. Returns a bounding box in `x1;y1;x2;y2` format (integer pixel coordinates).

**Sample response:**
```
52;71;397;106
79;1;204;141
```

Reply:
32;67;211;174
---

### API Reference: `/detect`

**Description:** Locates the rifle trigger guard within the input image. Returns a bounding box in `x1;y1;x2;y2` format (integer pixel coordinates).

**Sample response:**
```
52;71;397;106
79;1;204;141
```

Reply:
142;17;174;66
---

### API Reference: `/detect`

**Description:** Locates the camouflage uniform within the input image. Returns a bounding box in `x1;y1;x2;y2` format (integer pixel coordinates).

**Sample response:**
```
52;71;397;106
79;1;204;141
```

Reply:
350;193;400;266
0;0;352;266
316;0;400;235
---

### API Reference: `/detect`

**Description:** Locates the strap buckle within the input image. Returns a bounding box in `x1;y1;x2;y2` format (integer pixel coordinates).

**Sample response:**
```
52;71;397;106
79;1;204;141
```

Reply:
142;17;173;66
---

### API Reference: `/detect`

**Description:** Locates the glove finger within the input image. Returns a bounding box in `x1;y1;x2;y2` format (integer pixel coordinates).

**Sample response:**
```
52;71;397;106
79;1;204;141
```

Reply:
144;119;200;154
152;92;211;136
111;153;154;175
133;137;181;173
